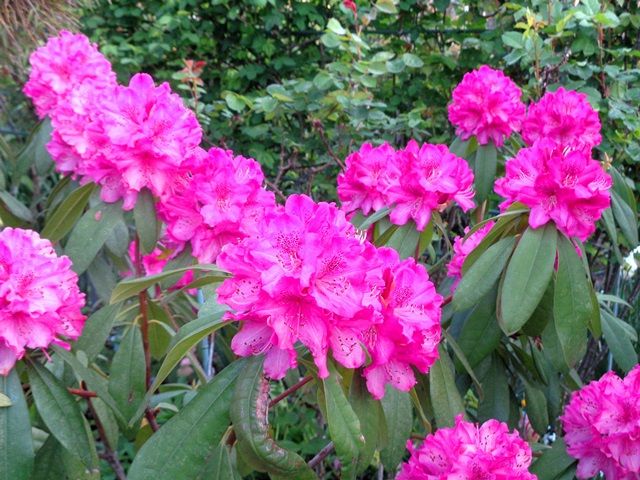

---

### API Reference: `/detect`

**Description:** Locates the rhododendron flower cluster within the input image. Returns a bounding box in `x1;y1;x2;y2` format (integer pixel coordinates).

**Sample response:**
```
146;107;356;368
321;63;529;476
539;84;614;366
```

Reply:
522;87;602;149
338;141;475;231
216;194;442;397
495;140;611;240
561;365;640;479
0;228;86;375
447;65;526;147
447;221;495;290
158;147;276;263
397;415;536;480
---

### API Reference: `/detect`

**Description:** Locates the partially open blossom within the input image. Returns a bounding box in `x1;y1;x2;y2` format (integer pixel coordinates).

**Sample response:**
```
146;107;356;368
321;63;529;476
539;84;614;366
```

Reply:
158;146;276;263
494;140;611;240
23;30;116;118
343;0;357;14
522;87;601;149
387;141;475;231
561;365;640;479
0;228;86;375
397;415;537;480
447;221;495;290
447;65;525;147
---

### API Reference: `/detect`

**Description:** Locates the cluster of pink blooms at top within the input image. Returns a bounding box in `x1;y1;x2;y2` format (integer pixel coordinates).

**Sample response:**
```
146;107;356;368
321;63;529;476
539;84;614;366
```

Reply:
561;364;640;480
216;194;442;399
0;228;86;375
397;415;536;479
337;140;475;231
447;221;495;290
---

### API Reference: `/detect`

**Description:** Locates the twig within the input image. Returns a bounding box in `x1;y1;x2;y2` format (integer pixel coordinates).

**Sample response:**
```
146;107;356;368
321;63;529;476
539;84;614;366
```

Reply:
68;387;97;398
269;375;313;408
308;441;334;469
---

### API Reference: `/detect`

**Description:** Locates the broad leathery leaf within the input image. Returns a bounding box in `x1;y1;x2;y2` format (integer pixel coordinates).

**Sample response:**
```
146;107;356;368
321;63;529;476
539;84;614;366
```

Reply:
610;165;637;213
499;225;557;335
14;119;53;177
553;235;591;367
456;288;502;368
128;360;246;480
453;236;515;311
602;310;638;373
611;190;639;247
443;331;482;396
147;300;174;360
522;378;549;435
477;355;509;423
449;136;470;157
541;317;571;373
600;207;623;264
383;220;421;259
474;142;498;202
230;356;316;479
0;191;33;223
349;374;387;473
74;303;121;362
207;446;242;480
355;206;391;230
522;283;554;337
109;326;146;424
429;345;466;428
27;362;94;468
379;386;412;473
134;188;159;254
323;362;365;478
41;183;95;243
0;369;33;480
30;436;99;480
110;264;225;304
530;438;577;479
64;201;124;274
91;398;119;452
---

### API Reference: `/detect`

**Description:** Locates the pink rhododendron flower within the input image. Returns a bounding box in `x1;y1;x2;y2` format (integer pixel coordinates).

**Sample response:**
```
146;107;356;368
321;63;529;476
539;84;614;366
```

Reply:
0;228;86;375
447;221;495;290
561;365;640;479
387;141;475;231
158;146;276;263
494;140;611;240
447;65;525;147
522;87;602;149
397;415;537;480
337;142;398;216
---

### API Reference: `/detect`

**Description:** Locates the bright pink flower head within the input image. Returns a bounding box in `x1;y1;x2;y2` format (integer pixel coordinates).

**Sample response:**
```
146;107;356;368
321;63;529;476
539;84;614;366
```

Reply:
0;228;86;375
448;65;525;147
561;365;640;479
522;88;602;149
447;221;495;290
494;140;611;241
397;415;537;480
337;142;398;216
158;146;276;263
23;30;115;118
387;141;475;231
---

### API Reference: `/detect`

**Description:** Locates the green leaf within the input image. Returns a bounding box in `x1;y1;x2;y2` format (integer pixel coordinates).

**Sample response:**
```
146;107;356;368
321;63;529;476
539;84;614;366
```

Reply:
474;142;498;202
429;345;465;428
27;362;94;468
522;379;549;435
109;326;146;423
453;236;515;311
0;369;33;480
499;225;557;335
600;207;623;264
602;310;638;373
134;189;159;254
385;221;421;259
41;183;95;243
128;360;246;480
230;356;316;479
323;362;365;478
349;375;386;473
379;386;412;473
376;0;398;14
477;354;509;423
530;438;577;479
327;18;347;35
502;31;524;48
522;283;554;336
0;191;33;223
456;289;502;368
30;436;99;480
148;300;173;360
611;190;639;247
74;303;120;362
402;53;424;68
355;207;391;230
64;201;124;274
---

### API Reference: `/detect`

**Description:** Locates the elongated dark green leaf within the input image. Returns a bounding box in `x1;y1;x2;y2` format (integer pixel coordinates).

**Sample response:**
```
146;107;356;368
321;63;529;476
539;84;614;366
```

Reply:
323;362;365;478
349;375;386;473
134;188;159;254
356;207;391;230
128;360;246;480
208;446;242;480
230;356;316;479
41;183;95;242
453;236;515;311
15;119;53;177
499;225;557;335
0;191;32;222
530;438;576;478
474;142;497;202
602;311;638;373
477;354;509;423
0;369;33;480
553;236;590;368
74;303;120;362
456;289;502;368
64;201;124;274
30;436;99;480
380;386;412;473
449;136;470;157
429;345;465;428
611;190;639;247
27;362;94;468
522;379;549;435
109;326;146;423
522;283;554;336
610;166;637;213
385;222;421;258
148;300;173;360
600;207;623;264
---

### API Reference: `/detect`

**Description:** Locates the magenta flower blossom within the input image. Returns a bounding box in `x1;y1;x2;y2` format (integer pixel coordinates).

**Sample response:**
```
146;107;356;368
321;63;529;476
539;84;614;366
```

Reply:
158;146;276;263
23;30;116;118
337;142;398;215
447;221;495;290
387;141;475;231
447;65;526;147
561;365;640;479
0;228;86;375
397;415;537;480
522;88;602;149
494;140;611;240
